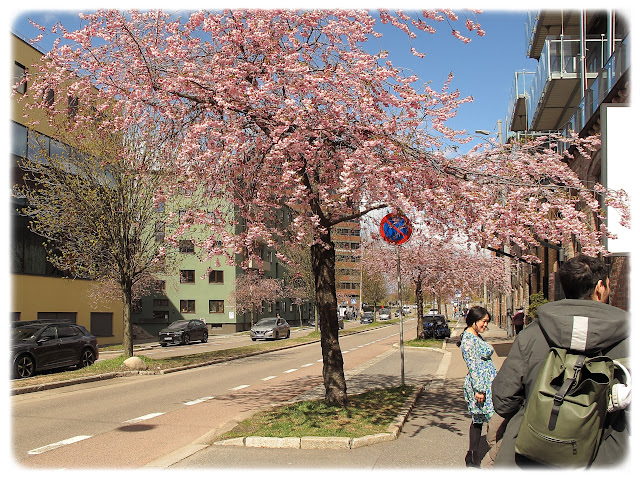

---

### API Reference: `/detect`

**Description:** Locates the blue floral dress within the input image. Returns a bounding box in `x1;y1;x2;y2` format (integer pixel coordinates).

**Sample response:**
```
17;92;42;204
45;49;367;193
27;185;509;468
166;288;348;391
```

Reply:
460;330;497;424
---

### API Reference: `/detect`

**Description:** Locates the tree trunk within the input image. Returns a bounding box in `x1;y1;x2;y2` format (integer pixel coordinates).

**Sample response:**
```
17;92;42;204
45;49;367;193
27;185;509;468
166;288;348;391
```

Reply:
415;276;424;339
311;230;347;406
314;303;319;333
123;281;134;358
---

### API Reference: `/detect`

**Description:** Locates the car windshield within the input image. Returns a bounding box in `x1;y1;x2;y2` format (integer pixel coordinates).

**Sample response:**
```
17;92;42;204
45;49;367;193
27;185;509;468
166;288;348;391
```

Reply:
167;321;189;329
255;319;277;327
12;325;41;341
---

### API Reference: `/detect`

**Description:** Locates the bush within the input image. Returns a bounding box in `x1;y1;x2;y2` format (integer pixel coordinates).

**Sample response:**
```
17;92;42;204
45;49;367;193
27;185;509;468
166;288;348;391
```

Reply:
527;291;548;320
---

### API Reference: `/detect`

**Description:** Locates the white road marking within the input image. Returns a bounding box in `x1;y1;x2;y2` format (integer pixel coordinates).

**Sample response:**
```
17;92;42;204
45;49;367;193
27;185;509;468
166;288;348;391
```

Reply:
184;396;214;406
122;412;165;425
28;435;92;455
283;369;297;374
230;385;250;391
261;376;277;381
300;363;314;368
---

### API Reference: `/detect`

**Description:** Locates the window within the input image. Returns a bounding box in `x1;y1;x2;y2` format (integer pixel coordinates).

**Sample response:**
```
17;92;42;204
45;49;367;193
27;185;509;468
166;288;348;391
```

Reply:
68;95;79;117
209;300;224;313
180;300;196;313
179;240;195;253
132;299;142;313
90;312;113;336
11;121;27;157
155;280;166;293
155;221;165;243
153;298;169;307
209;270;224;284
153;310;169;320
13;62;26;94
43;87;54;106
37;312;77;322
180;270;195;283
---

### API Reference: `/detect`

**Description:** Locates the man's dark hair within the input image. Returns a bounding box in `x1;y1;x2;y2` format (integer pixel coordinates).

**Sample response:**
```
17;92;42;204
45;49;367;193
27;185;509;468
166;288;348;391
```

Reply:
558;254;609;300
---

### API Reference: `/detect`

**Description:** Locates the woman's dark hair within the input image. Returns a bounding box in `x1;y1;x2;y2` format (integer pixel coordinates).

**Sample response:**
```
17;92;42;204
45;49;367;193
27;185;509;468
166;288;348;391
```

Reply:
465;306;490;327
457;306;491;346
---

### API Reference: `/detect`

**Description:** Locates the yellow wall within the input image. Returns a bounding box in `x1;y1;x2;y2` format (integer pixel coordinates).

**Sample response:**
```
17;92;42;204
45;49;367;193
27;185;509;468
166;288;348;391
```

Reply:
12;274;124;345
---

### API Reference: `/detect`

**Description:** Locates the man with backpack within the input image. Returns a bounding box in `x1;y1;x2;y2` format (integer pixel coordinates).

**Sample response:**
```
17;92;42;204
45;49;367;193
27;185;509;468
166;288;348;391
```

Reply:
491;254;629;467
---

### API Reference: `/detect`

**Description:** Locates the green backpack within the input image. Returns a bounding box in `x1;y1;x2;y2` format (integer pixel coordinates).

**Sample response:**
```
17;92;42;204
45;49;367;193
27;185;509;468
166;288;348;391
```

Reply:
515;347;617;467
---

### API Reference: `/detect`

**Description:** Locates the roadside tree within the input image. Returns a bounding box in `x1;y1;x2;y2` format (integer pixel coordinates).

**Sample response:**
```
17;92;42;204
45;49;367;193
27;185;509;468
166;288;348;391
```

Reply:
23;9;628;406
231;270;283;328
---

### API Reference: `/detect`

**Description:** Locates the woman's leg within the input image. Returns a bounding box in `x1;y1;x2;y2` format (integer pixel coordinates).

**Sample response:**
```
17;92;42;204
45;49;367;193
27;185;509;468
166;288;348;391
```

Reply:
466;422;483;467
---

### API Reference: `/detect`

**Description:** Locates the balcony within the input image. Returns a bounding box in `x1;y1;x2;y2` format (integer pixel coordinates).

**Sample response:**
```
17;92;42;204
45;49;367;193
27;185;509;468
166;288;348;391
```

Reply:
564;35;630;136
526;36;607;131
507;70;536;132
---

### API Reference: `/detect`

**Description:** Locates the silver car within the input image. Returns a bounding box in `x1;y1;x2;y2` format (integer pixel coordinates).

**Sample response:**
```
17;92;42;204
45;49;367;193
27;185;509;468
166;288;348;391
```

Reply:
250;317;291;341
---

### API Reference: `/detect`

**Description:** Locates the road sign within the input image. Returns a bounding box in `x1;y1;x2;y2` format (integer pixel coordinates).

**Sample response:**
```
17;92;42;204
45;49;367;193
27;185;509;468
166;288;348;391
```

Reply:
380;213;412;245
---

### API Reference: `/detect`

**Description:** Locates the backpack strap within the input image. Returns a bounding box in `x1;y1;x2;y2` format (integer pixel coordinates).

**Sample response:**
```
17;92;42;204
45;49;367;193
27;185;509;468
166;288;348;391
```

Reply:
548;354;586;431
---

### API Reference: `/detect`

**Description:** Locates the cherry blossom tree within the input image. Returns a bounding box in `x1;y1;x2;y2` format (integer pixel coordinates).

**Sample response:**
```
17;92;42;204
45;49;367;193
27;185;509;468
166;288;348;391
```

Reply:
230;270;283;328
363;234;510;339
22;9;629;405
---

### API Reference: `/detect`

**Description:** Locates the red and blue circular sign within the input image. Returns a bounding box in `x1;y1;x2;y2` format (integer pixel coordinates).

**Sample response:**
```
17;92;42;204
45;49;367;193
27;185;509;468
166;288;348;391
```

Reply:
380;213;412;245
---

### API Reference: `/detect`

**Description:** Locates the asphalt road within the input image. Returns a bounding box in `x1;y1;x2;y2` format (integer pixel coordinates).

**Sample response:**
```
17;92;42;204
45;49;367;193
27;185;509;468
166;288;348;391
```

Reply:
12;320;439;470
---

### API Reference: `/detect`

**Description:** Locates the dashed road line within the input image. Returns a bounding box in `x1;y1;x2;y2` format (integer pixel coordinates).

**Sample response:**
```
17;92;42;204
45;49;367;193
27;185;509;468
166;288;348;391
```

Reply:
28;435;92;455
283;369;297;374
184;396;214;406
122;412;165;425
230;384;250;391
300;363;314;368
261;375;277;381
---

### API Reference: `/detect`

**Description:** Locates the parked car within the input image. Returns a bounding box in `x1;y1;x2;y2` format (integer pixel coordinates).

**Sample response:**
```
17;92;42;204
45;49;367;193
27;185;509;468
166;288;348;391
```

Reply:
250;317;291;341
379;308;392;321
12;321;99;379
159;319;208;346
402;306;411;314
422;314;450;339
360;311;375;324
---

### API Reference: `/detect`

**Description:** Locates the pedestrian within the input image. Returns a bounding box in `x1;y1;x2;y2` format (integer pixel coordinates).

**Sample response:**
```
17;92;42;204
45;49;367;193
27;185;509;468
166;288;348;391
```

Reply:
491;254;629;467
457;305;498;468
512;307;524;334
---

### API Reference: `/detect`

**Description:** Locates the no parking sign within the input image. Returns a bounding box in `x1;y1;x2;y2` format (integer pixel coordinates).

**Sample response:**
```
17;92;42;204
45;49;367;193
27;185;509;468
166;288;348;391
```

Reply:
379;213;412;245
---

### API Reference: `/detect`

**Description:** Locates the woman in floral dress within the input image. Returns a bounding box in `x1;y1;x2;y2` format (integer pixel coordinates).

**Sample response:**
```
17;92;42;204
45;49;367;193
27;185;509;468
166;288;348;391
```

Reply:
459;306;497;467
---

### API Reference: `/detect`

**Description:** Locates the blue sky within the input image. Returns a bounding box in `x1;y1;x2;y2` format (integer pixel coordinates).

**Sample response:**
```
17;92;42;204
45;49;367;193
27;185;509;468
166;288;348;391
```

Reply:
8;5;541;152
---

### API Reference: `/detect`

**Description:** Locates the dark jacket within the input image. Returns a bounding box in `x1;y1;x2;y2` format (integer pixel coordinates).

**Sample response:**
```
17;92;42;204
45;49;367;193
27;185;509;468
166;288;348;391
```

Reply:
492;299;629;467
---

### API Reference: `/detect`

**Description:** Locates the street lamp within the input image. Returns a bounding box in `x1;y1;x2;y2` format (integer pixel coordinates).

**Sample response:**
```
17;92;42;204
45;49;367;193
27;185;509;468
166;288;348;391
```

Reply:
475;119;504;144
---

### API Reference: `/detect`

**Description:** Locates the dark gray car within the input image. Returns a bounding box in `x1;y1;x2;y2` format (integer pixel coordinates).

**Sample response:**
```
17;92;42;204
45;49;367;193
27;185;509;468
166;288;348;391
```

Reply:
159;319;209;346
12;321;98;379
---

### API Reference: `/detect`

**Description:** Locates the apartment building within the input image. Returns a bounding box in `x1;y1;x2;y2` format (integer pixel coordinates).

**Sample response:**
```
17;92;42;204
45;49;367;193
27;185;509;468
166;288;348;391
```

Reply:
334;220;362;313
496;10;630;323
10;33;125;344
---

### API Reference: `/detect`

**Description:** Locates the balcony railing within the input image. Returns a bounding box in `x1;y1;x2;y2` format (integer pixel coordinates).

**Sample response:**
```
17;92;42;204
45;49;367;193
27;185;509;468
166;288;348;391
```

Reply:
564;34;630;136
526;36;608;129
507;70;536;132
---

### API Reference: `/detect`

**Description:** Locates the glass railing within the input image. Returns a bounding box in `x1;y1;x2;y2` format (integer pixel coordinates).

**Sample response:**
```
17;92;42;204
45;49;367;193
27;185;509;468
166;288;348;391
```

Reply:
507;70;536;130
526;36;608;128
524;11;539;57
564;34;630;135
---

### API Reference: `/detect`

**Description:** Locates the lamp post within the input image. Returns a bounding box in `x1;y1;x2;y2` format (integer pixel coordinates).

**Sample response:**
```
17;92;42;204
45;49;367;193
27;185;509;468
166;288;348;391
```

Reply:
475;119;504;145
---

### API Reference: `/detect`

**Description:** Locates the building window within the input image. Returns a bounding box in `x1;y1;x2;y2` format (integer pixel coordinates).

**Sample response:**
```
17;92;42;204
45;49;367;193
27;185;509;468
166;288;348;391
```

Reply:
43;87;54;106
90;312;113;337
209;300;224;313
209;270;224;284
132;299;142;313
13;62;26;94
155;221;165;243
37;312;77;323
180;270;195;283
179;240;195;253
180;300;196;313
153;310;169;321
155;280;166;293
153;298;169;307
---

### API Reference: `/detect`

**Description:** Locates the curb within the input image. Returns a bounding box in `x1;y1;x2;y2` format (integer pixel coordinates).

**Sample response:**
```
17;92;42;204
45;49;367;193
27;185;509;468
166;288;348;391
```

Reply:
211;383;425;450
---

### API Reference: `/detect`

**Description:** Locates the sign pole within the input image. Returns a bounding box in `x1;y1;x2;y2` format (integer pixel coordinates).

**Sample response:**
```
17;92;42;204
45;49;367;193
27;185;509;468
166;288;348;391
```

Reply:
397;244;405;386
379;212;412;387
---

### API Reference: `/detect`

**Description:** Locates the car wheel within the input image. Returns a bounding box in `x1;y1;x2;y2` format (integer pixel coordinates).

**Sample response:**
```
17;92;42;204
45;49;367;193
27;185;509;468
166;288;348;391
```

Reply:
78;349;95;368
15;354;35;379
251;338;257;341
201;332;208;343
160;343;168;347
182;333;190;345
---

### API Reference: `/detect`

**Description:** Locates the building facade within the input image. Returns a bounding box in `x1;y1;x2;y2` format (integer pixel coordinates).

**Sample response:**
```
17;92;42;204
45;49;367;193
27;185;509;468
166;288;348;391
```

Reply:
10;33;125;345
492;10;630;329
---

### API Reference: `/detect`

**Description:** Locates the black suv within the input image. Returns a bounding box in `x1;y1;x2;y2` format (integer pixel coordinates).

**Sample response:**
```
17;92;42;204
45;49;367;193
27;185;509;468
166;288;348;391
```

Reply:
158;319;209;346
422;314;451;339
12;321;99;379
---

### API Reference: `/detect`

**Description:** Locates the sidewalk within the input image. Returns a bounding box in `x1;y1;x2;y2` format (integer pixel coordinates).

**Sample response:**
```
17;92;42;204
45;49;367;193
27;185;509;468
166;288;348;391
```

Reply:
167;321;514;470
